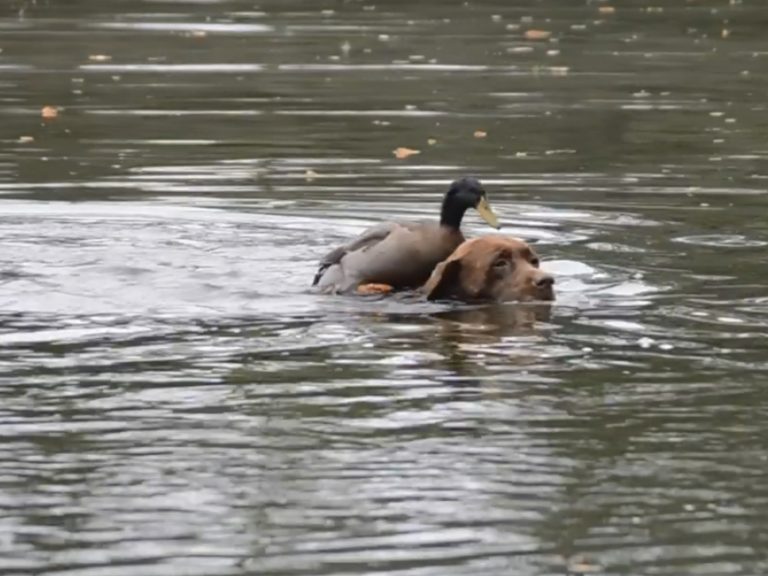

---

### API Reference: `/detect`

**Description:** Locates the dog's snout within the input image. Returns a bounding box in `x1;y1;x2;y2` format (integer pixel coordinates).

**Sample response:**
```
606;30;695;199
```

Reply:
534;273;554;288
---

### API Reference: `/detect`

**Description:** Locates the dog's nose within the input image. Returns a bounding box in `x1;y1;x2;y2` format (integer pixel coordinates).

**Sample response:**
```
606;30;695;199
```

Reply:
534;274;554;288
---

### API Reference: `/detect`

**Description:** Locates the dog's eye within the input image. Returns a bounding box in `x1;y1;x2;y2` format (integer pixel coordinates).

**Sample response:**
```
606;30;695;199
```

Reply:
530;257;540;267
493;258;508;269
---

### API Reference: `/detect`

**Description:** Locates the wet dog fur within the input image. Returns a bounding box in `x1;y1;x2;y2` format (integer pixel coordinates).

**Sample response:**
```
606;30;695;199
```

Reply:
422;235;554;302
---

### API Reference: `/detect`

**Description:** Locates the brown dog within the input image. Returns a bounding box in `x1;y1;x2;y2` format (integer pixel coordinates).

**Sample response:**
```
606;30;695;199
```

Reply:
422;235;554;302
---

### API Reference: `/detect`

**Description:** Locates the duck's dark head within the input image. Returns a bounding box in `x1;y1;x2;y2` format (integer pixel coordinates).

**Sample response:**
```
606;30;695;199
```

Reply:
440;176;500;230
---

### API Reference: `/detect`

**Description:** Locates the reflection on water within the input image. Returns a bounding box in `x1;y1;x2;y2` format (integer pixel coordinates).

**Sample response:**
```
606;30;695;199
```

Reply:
1;1;767;575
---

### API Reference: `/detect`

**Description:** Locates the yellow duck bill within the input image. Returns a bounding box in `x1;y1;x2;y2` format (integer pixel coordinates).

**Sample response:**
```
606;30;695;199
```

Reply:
475;196;500;229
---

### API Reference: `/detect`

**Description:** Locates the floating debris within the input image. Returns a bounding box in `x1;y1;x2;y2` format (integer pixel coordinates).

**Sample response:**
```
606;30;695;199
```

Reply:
568;559;602;574
524;29;552;40
393;147;420;159
41;106;59;119
473;130;487;139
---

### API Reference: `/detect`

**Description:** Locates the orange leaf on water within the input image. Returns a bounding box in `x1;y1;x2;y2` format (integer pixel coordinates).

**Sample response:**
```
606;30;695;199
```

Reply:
393;147;420;159
524;29;551;40
41;106;59;119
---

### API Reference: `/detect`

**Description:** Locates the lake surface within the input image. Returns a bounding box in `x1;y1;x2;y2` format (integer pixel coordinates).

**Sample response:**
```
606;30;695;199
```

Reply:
1;1;767;575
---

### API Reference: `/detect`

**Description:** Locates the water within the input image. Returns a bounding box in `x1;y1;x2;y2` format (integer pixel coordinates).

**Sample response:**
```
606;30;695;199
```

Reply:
1;1;767;574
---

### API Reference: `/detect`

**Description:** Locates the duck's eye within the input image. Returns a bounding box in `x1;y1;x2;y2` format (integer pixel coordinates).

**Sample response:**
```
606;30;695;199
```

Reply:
531;257;540;267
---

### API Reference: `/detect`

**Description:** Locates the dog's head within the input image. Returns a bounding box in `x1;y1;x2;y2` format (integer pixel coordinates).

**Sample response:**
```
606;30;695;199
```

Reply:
424;236;555;302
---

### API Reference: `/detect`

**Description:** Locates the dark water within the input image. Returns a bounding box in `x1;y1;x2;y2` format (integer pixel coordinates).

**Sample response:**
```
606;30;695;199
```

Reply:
1;1;767;574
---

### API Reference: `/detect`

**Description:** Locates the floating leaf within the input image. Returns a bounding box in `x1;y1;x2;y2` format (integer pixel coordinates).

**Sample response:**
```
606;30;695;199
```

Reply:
41;106;59;119
18;135;34;143
568;556;602;574
393;147;420;159
304;169;318;181
88;54;111;62
598;6;615;14
474;130;487;139
427;138;437;146
569;562;602;574
524;29;551;40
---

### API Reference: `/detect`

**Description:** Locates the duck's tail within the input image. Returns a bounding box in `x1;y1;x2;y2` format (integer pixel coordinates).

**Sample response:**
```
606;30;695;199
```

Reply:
312;264;329;286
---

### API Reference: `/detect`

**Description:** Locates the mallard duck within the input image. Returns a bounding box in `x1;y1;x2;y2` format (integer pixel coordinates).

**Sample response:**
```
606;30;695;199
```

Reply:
313;177;500;293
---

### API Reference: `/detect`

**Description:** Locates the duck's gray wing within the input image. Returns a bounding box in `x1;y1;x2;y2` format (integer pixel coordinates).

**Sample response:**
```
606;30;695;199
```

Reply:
312;222;398;286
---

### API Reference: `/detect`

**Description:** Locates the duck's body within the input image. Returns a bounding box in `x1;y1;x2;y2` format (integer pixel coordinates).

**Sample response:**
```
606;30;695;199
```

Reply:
314;221;464;293
313;177;499;294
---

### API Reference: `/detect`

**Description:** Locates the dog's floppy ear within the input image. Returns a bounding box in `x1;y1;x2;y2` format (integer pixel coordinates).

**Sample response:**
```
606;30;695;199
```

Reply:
424;259;463;301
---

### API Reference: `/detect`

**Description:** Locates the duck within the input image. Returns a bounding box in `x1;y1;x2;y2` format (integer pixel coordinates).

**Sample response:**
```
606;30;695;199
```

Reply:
313;176;500;294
